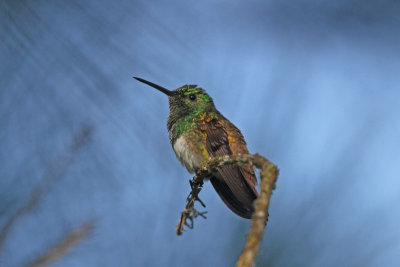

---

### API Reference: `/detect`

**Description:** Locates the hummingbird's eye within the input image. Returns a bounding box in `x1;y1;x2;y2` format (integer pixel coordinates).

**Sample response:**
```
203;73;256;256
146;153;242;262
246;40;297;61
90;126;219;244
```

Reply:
188;94;197;101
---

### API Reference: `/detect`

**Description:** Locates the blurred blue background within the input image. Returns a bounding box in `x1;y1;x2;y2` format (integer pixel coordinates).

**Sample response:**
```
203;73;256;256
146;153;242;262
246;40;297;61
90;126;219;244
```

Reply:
1;1;399;266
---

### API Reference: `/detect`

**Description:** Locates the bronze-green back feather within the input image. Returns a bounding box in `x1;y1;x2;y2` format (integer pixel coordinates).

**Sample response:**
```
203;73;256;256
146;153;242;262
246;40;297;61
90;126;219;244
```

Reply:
204;118;258;218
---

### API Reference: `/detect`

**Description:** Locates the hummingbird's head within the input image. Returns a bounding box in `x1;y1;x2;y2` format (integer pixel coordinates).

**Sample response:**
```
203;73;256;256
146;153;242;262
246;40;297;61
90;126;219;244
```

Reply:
134;77;216;119
168;85;215;115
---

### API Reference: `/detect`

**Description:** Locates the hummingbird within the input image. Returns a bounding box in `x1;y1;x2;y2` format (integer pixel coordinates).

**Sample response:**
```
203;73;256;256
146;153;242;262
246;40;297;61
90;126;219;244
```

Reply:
134;77;258;219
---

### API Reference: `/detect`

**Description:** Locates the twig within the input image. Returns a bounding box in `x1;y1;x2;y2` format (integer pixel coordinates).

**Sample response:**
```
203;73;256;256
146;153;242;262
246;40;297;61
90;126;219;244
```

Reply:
27;221;95;267
176;176;208;235
0;126;93;252
177;153;279;267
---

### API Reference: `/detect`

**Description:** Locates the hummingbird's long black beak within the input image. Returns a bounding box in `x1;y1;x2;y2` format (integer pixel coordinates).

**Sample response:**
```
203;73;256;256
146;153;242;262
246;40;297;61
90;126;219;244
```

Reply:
133;77;173;96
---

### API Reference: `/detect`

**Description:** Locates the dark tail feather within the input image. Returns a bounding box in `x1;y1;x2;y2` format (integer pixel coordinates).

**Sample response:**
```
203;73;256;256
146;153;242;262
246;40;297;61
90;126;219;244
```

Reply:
210;175;257;219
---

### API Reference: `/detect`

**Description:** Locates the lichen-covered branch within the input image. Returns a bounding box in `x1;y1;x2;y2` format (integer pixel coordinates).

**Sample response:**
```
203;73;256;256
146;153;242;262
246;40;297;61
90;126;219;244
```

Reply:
235;154;279;267
176;153;279;267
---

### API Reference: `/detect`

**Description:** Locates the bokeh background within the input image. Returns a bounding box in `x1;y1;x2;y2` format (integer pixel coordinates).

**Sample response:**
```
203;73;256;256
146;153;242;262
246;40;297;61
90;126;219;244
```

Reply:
1;1;399;266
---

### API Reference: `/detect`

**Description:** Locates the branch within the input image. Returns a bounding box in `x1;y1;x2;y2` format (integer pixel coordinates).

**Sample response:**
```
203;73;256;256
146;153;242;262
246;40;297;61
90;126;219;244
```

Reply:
234;154;279;267
176;153;279;267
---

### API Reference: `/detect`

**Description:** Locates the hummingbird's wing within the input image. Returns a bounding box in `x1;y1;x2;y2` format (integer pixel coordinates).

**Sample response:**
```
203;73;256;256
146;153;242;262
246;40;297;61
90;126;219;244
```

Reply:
204;118;258;219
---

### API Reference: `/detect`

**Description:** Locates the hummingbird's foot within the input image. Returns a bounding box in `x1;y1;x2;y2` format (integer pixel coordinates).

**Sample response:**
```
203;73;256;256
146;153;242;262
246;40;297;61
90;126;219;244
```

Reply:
189;176;206;207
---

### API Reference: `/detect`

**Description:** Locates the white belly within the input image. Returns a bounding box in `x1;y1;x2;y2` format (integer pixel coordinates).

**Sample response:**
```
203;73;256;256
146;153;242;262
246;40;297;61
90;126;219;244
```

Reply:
173;136;203;173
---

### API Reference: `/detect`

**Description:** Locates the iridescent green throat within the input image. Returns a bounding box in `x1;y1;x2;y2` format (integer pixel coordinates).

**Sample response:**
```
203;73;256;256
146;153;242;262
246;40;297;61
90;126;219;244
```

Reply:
173;110;204;138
